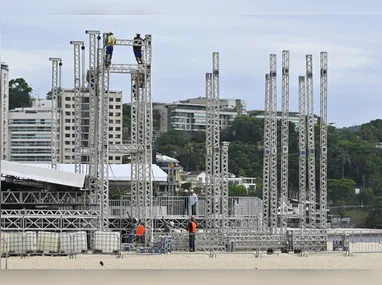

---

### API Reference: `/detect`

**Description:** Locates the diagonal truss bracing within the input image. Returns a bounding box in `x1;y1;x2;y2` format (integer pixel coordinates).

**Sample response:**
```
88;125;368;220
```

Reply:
221;141;230;231
269;54;278;233
85;30;101;204
298;76;307;231
280;50;290;234
212;52;221;230
48;58;62;170
306;55;316;229
319;52;328;230
205;72;213;228
262;73;271;230
70;41;84;174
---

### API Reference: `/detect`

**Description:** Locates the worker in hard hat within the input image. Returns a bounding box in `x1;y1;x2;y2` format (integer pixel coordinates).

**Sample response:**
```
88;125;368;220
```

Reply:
162;216;174;234
133;33;144;64
105;32;116;68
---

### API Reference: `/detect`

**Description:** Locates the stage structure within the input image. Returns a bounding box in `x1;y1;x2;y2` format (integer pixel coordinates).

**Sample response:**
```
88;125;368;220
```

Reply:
262;51;328;251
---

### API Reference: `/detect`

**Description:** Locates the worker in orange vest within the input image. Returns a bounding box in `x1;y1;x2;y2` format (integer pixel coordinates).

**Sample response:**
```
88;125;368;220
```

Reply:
136;221;145;243
187;217;197;252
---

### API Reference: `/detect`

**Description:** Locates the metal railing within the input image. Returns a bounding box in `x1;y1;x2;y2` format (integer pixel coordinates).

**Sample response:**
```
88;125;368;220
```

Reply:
108;196;263;218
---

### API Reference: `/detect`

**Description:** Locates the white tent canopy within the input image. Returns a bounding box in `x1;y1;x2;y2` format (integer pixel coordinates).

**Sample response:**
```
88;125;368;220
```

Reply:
25;163;168;182
1;160;86;188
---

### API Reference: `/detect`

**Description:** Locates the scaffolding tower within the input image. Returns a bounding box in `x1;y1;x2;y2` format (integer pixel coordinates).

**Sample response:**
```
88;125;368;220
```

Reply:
70;41;85;174
306;55;316;229
280;50;290;235
262;73;270;230
0;63;9;161
49;58;62;170
269;54;278;234
319;52;328;230
298;75;307;232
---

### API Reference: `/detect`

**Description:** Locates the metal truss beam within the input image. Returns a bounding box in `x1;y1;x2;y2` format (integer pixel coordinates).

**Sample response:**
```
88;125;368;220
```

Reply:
85;30;101;201
212;52;221;230
115;38;144;47
306;55;316;229
269;54;278;233
262;73;271;230
298;76;307;232
319;52;328;230
99;37;110;230
221;141;230;232
205;72;213;229
0;191;89;205
109;64;145;74
0;210;99;231
48;58;62;170
70;41;85;174
109;144;143;154
1;64;9;160
280;50;290;235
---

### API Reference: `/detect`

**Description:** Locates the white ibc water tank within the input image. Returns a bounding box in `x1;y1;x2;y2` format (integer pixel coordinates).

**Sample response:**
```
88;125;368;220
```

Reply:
37;232;60;253
93;231;120;253
24;231;37;252
7;232;24;254
59;232;88;254
0;232;9;254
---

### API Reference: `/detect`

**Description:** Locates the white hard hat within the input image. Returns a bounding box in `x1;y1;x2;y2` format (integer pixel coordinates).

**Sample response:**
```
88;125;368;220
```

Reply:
169;221;174;227
184;190;188;192
190;189;194;192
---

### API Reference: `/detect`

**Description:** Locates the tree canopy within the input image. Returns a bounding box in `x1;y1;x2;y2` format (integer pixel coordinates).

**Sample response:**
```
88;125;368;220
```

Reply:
8;78;33;109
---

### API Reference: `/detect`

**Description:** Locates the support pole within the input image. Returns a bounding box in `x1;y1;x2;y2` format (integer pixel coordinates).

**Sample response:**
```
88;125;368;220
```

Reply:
319;52;328;231
280;50;290;235
262;73;271;231
269;54;278;234
49;58;62;170
298;76;307;246
306;55;316;229
70;41;84;174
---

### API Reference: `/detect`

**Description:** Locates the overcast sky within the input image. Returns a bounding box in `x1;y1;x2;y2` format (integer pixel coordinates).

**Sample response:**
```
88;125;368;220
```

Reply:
1;0;381;128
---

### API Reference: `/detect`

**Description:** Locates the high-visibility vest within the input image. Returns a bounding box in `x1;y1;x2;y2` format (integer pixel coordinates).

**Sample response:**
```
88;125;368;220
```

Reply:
136;225;145;237
188;221;196;233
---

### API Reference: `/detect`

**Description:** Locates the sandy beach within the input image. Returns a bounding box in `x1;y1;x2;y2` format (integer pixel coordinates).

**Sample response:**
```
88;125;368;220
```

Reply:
2;252;382;269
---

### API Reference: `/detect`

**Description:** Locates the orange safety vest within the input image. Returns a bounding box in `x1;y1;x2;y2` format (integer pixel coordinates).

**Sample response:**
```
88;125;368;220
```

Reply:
136;225;145;237
188;221;196;233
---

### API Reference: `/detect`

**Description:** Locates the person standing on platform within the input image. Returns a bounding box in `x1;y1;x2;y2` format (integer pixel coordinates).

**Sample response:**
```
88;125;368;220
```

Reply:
187;217;197;252
105;32;116;68
183;189;189;215
133;33;144;64
190;190;198;216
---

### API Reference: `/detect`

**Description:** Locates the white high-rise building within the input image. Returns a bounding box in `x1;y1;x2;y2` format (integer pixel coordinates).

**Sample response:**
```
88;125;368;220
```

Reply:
60;89;123;164
1;63;9;160
8;99;53;163
7;89;124;164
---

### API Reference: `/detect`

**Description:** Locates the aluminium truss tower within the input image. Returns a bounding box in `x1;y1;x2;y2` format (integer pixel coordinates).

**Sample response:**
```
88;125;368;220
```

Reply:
70;41;85;174
262;73;271;230
205;72;214;228
212;52;222;230
298;76;307;231
269;54;278;233
1;63;9;161
221;141;230;231
306;55;316;229
49;58;62;170
319;52;328;230
99;36;111;230
85;30;101;201
280;50;290;234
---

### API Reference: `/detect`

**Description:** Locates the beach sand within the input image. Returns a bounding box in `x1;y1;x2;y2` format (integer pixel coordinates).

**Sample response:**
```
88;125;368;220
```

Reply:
2;252;382;269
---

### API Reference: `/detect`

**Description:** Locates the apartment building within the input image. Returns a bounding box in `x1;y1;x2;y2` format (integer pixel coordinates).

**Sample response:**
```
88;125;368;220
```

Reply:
60;89;123;164
153;97;247;133
8;99;53;163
